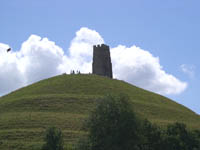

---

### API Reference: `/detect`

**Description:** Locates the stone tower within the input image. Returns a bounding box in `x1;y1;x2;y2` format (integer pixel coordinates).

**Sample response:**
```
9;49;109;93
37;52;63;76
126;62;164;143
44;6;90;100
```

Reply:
92;44;113;78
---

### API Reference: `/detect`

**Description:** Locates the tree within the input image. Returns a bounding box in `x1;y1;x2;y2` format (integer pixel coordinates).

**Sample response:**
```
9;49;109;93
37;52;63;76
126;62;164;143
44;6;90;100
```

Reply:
42;126;64;150
86;94;140;150
162;122;199;150
138;119;163;150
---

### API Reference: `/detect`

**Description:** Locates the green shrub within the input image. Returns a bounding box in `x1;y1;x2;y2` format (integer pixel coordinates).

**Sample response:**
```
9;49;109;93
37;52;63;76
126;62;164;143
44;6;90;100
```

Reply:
138;119;163;150
86;94;140;150
76;94;200;150
162;122;199;150
42;126;64;150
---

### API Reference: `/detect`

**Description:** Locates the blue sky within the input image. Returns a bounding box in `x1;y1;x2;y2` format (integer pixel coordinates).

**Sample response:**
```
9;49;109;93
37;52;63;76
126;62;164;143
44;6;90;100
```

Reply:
0;0;200;114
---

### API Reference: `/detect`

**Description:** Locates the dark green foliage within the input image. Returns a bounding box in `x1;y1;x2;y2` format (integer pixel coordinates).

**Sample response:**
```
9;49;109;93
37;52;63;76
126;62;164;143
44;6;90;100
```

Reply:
138;119;163;150
74;136;91;150
137;121;200;150
193;130;200;149
86;94;140;150
42;127;64;150
83;94;200;150
162;122;199;150
82;94;200;150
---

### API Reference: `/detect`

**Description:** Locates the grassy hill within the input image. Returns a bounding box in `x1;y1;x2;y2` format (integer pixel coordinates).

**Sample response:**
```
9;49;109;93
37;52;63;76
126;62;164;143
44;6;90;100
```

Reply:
0;74;199;150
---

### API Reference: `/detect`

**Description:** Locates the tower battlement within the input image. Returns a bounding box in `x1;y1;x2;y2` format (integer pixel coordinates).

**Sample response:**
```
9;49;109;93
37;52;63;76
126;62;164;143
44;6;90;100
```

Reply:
93;44;109;50
92;44;113;78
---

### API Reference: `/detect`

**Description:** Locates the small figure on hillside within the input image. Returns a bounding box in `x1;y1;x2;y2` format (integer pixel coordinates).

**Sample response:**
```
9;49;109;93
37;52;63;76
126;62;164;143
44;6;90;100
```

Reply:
70;70;73;74
76;70;81;74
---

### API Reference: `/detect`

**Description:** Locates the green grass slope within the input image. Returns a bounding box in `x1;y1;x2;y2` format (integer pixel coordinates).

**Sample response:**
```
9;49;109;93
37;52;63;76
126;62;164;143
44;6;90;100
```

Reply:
0;74;199;150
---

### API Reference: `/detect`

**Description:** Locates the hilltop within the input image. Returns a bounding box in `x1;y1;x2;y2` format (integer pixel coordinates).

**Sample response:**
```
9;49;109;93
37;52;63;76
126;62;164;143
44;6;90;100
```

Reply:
0;74;199;150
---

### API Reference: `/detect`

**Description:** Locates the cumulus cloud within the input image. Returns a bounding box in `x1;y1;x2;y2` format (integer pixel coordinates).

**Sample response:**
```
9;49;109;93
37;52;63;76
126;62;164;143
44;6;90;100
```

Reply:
0;43;24;94
0;27;187;96
180;64;195;79
111;45;187;95
18;35;65;84
59;27;104;73
0;35;66;95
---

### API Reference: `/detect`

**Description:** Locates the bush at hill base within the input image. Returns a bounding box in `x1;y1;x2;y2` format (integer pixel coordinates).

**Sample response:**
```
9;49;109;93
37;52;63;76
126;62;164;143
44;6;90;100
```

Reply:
75;94;200;150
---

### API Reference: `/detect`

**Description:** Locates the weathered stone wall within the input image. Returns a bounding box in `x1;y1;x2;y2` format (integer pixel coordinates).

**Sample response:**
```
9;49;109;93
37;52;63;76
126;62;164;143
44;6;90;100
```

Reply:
92;44;113;78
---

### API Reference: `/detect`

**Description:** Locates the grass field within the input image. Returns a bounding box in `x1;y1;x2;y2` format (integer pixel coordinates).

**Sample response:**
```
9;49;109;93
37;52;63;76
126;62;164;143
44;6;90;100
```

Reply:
0;74;199;150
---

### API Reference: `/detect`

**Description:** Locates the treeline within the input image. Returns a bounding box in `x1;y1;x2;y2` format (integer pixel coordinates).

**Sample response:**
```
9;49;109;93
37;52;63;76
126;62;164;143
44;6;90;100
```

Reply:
42;94;200;150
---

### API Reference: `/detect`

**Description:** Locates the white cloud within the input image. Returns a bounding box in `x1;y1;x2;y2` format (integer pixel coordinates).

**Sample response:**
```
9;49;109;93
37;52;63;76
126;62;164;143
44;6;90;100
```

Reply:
0;27;187;96
0;43;25;95
59;27;104;73
0;35;66;95
180;64;195;78
18;35;65;84
111;45;187;95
